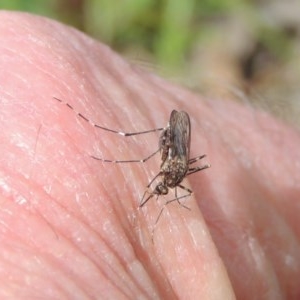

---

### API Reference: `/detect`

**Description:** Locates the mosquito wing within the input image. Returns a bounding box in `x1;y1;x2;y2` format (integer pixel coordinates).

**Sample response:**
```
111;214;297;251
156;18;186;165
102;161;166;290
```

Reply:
169;110;191;160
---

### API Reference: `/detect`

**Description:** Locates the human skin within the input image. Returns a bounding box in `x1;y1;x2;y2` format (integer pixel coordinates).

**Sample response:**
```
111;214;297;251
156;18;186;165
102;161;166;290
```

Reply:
1;11;300;299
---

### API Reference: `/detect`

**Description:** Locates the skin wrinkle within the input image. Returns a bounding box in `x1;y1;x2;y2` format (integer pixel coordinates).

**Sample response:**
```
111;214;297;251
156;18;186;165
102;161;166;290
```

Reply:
0;251;70;299
195;143;292;298
49;206;138;298
69;199;143;298
64;138;163;299
100;219;143;295
2;168;140;298
246;235;282;299
225;166;298;298
0;205;92;299
125;258;162;299
139;213;180;298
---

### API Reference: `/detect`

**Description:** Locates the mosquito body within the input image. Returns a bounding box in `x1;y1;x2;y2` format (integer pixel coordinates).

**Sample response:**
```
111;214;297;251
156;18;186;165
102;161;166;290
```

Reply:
54;97;210;222
140;110;209;221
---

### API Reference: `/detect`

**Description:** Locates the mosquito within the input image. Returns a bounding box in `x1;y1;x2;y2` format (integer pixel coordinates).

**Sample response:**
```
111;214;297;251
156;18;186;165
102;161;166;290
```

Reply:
138;110;210;225
53;97;210;224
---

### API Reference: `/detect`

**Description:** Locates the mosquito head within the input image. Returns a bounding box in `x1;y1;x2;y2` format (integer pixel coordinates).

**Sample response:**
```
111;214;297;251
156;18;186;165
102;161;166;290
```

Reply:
154;182;168;196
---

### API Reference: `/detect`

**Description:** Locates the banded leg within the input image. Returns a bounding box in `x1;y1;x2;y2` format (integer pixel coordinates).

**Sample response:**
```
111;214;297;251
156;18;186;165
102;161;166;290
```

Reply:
54;97;164;136
188;154;206;164
91;148;160;163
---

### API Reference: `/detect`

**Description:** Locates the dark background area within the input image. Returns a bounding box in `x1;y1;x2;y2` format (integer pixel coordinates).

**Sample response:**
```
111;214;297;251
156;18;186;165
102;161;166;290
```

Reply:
1;0;300;127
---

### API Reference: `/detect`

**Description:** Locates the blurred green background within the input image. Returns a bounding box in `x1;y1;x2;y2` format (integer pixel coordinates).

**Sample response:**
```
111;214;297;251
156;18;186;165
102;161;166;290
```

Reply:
1;0;300;127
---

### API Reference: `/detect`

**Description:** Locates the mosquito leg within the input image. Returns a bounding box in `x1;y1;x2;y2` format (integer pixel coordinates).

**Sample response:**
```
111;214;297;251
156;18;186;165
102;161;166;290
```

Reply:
153;189;192;231
188;154;206;165
139;172;162;207
187;164;210;176
145;172;161;189
165;185;192;210
175;187;179;204
91;148;161;163
174;187;189;208
153;205;165;227
54;97;164;136
139;193;155;208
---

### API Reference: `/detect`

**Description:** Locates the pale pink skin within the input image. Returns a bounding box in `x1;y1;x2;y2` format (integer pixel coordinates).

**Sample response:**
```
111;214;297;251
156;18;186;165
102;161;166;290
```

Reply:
1;11;300;299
